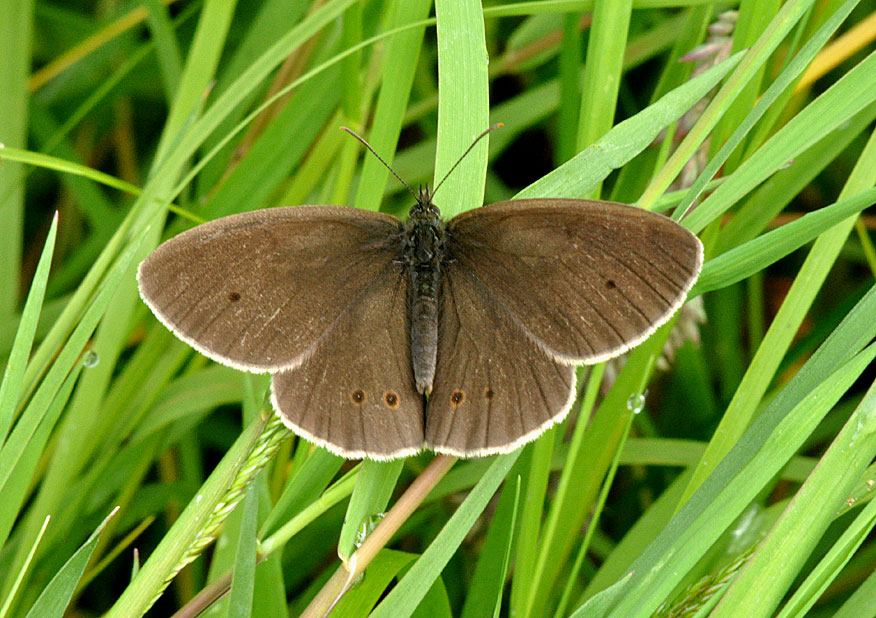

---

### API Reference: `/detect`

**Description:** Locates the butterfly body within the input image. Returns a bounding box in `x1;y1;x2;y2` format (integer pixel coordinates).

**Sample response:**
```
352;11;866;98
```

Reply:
138;198;703;460
403;188;448;395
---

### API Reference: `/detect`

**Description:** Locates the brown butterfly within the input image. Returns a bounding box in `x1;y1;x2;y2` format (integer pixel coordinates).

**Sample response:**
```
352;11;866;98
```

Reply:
138;129;702;460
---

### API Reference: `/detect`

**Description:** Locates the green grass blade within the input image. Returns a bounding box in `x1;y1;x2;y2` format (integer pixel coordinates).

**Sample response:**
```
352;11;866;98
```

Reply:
370;453;520;618
515;51;742;200
339;460;404;562
331;550;416;616
638;0;816;210
0;358;83;553
684;47;876;233
602;278;876;612
353;0;433;211
141;0;183;99
0;147;142;200
0;213;57;445
136;0;357;226
106;411;281;618
556;14;581;163
607;343;876;617
493;478;520;618
674;0;861;217
0;0;31;320
834;565;876;618
149;0;236;169
1;516;48;618
194;0;309;190
708;0;780;170
226;485;258;618
433;0;490;218
584;469;696;600
575;0;632;197
203;71;342;220
776;492;876;618
715;101;876;254
713;374;876;617
0;232;143;602
259;448;344;540
693;186;876;295
569;573;634;618
510;435;556;615
524;333;667;617
680;115;876;505
21;509;117;618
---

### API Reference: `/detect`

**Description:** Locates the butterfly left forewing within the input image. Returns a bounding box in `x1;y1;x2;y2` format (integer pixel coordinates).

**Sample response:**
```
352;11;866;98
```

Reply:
426;263;576;457
137;206;403;373
272;264;425;460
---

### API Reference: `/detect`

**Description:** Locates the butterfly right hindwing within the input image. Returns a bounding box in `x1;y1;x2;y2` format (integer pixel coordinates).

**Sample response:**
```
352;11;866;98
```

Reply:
426;262;576;457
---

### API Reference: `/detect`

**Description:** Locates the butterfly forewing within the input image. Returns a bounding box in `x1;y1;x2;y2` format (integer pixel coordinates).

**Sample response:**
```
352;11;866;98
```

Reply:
445;199;703;364
426;263;576;457
272;264;425;460
137;206;403;372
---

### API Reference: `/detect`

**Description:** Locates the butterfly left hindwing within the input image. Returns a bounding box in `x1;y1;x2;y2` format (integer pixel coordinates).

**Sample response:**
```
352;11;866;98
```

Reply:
272;263;425;460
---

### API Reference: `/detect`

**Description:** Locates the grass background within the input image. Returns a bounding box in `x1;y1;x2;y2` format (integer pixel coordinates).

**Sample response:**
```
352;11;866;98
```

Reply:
1;0;876;616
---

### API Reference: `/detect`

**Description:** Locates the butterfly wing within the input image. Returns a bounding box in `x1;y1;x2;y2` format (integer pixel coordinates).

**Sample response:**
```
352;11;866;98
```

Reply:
425;263;576;457
137;206;403;372
444;199;703;364
272;265;424;460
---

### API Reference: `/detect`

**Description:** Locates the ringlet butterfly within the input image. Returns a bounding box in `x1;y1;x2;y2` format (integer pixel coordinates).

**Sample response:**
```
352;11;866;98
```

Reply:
137;126;703;460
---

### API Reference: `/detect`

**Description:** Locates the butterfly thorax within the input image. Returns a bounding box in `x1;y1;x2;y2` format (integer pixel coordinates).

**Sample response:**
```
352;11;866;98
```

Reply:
403;190;447;395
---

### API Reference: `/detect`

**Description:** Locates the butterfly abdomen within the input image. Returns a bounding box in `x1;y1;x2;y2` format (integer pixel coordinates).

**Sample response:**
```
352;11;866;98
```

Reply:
404;210;447;395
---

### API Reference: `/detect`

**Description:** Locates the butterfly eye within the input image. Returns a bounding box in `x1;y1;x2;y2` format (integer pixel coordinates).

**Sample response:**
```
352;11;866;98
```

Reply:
483;387;494;400
450;390;465;407
384;391;400;409
350;389;366;404
604;279;617;290
228;291;242;301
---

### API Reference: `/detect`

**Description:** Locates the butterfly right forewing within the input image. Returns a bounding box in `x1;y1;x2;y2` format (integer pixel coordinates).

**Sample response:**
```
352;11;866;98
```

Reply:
445;199;703;365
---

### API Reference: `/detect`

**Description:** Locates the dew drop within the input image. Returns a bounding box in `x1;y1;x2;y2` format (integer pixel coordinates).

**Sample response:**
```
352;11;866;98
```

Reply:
354;512;386;548
626;392;646;414
83;351;99;368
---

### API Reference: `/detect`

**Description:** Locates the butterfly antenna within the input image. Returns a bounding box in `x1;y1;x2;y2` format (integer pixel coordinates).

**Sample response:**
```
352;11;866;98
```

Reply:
431;123;503;198
340;126;418;201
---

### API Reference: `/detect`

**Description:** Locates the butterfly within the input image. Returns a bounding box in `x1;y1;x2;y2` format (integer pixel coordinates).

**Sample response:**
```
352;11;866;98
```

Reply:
137;128;702;460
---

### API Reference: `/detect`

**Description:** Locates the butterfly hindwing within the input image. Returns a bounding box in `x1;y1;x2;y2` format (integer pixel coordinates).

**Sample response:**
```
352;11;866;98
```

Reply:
272;264;425;460
425;263;576;457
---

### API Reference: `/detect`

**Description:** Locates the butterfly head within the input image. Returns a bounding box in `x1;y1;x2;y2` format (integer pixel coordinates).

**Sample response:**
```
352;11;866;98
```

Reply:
410;185;441;219
340;123;502;223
